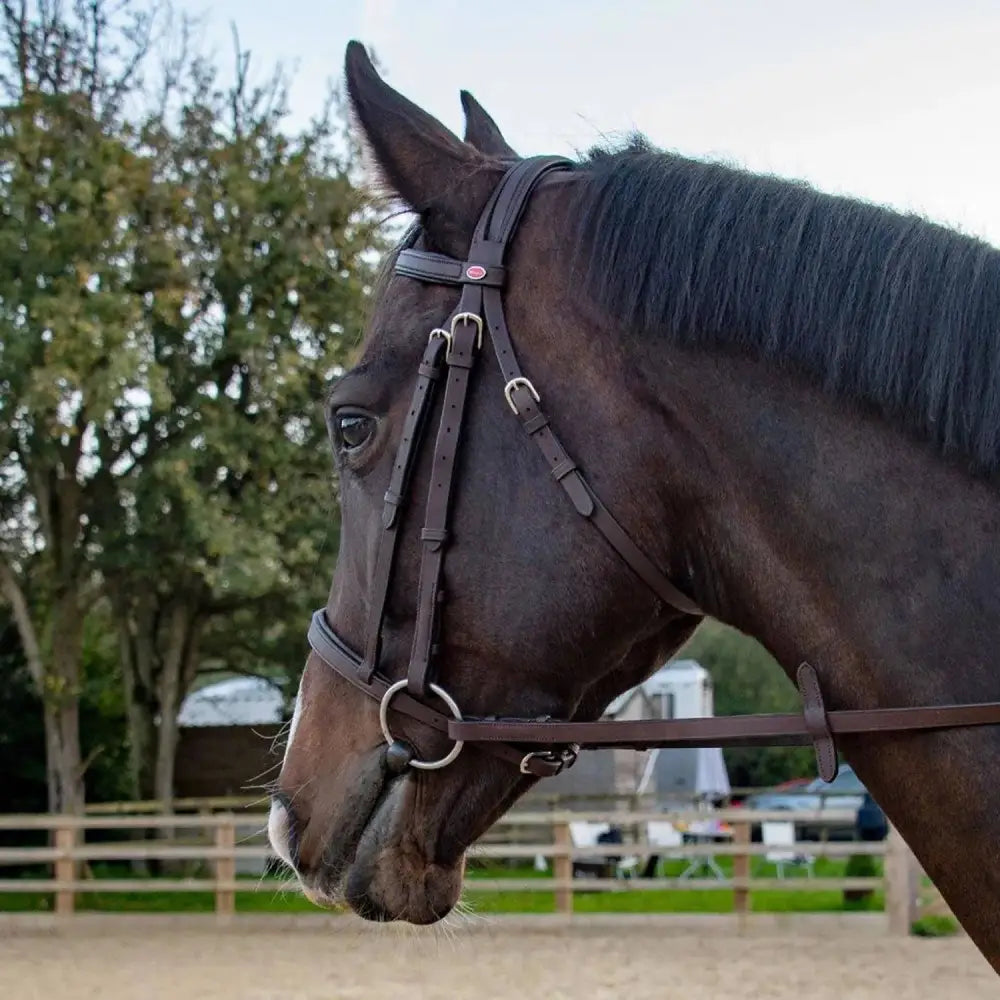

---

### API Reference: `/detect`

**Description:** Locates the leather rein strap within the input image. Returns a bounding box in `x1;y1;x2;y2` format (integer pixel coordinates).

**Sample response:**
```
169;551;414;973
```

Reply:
308;155;1000;783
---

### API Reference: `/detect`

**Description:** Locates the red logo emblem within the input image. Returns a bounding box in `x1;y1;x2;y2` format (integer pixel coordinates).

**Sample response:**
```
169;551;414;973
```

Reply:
466;265;487;280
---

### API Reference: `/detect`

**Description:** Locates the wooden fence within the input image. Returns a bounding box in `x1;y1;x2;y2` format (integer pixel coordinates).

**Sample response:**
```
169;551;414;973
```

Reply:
0;808;924;932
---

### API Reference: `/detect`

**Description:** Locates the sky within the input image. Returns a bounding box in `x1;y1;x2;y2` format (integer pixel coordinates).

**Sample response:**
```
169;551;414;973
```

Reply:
180;0;1000;246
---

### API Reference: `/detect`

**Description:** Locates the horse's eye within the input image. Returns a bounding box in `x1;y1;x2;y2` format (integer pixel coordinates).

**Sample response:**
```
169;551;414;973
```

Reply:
333;412;376;453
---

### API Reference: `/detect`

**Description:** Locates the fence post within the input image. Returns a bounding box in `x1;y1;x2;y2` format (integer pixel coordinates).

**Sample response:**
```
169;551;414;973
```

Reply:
54;820;77;916
732;817;750;928
885;823;917;935
553;817;573;916
214;814;236;920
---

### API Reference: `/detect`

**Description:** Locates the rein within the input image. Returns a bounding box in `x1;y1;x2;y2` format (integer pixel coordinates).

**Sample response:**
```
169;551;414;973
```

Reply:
308;156;1000;784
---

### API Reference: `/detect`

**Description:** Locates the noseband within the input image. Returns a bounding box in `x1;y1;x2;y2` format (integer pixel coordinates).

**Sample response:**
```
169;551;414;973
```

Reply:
308;156;1000;783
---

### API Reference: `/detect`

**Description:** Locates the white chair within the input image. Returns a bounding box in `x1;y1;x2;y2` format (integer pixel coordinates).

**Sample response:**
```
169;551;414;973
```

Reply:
647;820;684;851
569;821;610;847
762;820;815;878
638;820;685;878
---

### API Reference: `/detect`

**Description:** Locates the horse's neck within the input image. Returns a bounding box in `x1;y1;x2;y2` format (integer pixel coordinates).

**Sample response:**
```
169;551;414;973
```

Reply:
665;348;1000;971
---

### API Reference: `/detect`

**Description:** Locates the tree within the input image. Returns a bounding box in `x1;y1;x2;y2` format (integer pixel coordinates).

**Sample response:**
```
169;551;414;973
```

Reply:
0;82;149;813
99;62;378;804
0;603;129;817
0;608;46;815
0;0;382;810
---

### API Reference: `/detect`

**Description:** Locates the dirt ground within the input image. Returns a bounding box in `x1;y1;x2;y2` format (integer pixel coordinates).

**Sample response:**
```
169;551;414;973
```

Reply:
0;916;995;1000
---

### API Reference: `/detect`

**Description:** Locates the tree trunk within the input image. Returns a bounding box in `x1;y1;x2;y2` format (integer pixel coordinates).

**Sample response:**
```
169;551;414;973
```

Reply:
113;591;202;873
115;594;159;802
46;591;85;814
125;695;158;800
43;694;84;814
153;603;202;814
154;602;201;876
114;590;203;811
1;561;84;813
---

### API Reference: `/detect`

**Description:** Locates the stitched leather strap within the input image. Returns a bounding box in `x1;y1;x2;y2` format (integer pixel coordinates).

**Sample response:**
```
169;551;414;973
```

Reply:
407;310;482;697
489;306;701;615
797;662;838;781
312;607;1000;774
360;335;447;682
396;249;506;288
450;155;704;617
447;700;1000;748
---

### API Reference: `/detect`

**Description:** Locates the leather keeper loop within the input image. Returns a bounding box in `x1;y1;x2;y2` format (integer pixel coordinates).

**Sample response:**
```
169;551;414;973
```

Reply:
552;458;577;481
797;662;839;782
523;413;550;435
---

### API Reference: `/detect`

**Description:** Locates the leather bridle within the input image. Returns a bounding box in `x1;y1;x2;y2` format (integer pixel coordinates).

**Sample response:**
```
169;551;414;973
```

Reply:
307;155;1000;784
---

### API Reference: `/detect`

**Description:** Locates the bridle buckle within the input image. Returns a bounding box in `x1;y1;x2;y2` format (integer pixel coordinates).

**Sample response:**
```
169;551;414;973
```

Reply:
519;744;579;776
428;327;452;351
451;311;483;349
504;377;540;414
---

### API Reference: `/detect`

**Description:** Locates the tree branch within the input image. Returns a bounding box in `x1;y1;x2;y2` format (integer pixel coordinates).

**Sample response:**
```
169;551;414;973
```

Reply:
229;20;246;140
0;555;44;689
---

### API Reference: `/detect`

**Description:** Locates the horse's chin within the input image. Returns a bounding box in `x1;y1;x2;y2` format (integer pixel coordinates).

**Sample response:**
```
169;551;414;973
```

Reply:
294;772;465;924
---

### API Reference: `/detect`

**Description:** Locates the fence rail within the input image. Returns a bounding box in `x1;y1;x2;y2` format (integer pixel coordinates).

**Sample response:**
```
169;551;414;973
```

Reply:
0;807;924;931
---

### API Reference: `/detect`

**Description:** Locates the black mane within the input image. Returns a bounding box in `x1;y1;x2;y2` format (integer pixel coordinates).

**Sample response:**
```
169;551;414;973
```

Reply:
573;137;1000;473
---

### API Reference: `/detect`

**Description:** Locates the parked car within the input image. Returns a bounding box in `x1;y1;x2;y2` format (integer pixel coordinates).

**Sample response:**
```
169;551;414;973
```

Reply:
743;764;886;841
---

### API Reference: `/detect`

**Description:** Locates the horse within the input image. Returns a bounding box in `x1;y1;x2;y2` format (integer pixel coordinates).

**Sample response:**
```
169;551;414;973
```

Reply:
268;41;1000;974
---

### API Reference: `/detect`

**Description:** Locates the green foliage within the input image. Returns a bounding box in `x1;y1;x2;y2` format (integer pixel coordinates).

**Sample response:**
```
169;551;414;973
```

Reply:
0;614;45;814
0;0;385;806
95;61;382;740
842;852;879;908
679;619;816;787
911;914;959;937
78;610;131;804
844;853;879;878
0;606;130;813
87;51;385;801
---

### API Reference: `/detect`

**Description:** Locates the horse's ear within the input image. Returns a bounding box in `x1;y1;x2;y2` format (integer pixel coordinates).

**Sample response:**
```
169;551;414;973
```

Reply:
344;41;497;255
460;90;518;158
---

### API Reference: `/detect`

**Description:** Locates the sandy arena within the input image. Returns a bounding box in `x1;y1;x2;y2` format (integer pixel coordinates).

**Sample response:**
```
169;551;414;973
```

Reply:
0;916;995;1000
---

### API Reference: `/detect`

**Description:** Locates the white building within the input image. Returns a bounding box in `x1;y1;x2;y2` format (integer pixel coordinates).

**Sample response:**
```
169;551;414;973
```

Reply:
605;658;715;722
526;658;729;805
177;676;285;728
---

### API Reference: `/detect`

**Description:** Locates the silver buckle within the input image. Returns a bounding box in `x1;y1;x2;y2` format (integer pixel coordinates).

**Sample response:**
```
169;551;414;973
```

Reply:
379;679;464;771
519;745;579;776
428;327;451;351
450;312;483;349
503;377;541;414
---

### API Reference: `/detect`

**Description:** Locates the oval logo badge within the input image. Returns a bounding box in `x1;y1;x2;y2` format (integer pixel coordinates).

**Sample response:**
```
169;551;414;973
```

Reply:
466;265;487;280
